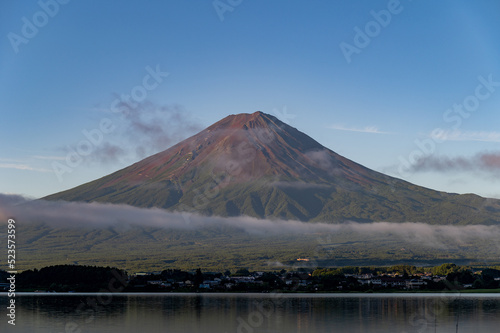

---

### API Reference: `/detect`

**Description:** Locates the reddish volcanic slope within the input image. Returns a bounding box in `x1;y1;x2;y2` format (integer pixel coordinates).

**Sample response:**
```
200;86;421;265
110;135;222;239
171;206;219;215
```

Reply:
100;111;380;186
44;112;500;224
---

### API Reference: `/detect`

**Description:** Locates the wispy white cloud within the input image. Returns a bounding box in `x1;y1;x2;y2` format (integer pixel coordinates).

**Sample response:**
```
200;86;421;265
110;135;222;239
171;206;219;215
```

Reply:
1;194;500;251
33;155;66;161
328;124;390;134
430;130;500;142
0;163;52;173
0;158;24;163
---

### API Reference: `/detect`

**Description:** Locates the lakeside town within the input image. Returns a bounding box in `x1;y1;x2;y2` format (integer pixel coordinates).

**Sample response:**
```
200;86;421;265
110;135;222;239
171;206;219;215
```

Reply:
2;263;500;293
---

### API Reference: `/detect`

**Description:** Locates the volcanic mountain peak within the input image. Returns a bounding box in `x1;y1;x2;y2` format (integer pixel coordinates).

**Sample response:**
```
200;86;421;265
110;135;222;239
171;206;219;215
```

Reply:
209;111;275;129
44;111;500;224
203;111;301;148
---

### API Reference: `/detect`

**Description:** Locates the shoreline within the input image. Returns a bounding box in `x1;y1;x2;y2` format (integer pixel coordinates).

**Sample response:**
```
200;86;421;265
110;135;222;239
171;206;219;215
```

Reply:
3;290;500;296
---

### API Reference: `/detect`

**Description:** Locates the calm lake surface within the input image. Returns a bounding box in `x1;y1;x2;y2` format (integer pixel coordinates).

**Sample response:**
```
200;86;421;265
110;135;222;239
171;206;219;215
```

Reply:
1;293;500;332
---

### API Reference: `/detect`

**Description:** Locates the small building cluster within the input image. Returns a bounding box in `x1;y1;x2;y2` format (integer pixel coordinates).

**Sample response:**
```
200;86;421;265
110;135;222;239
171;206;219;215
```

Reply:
128;269;474;292
348;273;438;289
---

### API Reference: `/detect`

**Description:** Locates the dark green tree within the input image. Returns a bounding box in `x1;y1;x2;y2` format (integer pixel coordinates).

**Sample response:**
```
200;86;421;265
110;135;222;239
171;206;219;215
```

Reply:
194;268;203;287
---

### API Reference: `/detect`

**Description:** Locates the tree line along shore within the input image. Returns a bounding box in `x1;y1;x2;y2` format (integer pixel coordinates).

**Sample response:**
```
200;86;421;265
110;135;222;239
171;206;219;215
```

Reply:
2;263;500;293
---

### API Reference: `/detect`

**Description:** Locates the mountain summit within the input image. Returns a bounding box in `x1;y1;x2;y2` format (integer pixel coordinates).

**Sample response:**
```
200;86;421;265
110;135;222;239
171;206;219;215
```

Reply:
45;111;500;224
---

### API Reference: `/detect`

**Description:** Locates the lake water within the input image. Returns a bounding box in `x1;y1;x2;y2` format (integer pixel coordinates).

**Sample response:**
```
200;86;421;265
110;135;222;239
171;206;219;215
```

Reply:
1;293;500;332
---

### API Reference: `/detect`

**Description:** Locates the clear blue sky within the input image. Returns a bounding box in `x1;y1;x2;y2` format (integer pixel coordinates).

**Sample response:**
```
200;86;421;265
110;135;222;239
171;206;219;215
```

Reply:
1;0;499;199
